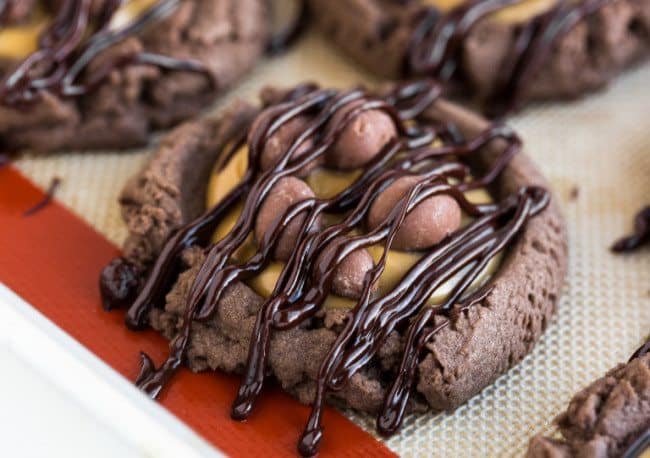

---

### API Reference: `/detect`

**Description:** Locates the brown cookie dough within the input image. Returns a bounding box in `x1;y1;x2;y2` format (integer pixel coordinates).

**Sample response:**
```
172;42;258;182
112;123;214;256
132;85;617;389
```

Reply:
527;349;650;458
308;0;650;114
0;0;267;153
112;84;567;425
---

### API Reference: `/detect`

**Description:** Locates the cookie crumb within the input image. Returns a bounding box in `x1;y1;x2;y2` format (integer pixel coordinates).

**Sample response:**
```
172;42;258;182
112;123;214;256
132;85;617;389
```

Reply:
611;206;650;252
568;186;579;201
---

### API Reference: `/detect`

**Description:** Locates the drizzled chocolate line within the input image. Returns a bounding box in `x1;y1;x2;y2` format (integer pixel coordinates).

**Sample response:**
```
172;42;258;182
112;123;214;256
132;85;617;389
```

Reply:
612;206;650;252
408;0;610;116
23;176;61;216
0;0;214;106
629;336;650;362
102;80;549;456
622;429;650;458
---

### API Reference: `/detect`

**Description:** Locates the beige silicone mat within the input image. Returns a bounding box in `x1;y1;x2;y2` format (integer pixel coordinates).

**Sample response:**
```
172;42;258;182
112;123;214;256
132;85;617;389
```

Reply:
14;30;650;457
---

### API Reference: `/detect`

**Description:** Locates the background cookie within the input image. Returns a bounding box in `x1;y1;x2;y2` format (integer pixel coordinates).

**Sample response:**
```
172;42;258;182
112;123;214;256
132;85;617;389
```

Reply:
527;341;650;458
0;0;267;153
308;0;650;115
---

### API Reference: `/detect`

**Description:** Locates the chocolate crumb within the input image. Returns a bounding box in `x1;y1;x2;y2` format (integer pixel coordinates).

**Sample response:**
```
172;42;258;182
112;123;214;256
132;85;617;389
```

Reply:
23;177;61;216
99;257;141;311
568;186;579;201
612;206;650;253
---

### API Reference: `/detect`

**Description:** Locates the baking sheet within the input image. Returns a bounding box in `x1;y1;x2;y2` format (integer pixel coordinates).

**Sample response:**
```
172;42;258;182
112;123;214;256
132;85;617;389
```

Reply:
14;30;650;457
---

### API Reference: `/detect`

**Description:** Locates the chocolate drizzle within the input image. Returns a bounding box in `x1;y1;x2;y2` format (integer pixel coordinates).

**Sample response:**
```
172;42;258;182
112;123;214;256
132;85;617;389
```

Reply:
407;0;610;116
101;79;550;456
629;336;650;362
612;206;650;253
0;0;214;106
622;429;650;458
23;176;60;216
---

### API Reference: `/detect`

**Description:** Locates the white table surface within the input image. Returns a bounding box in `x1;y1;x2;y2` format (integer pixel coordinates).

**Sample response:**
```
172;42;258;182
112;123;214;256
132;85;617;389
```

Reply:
0;284;223;458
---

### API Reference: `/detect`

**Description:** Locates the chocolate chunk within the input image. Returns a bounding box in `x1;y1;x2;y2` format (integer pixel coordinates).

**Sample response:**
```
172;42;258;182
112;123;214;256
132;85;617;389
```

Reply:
99;257;140;311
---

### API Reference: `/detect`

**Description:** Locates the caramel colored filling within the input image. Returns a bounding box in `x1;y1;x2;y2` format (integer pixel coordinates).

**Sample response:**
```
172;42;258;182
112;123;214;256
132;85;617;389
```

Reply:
0;0;157;60
0;9;48;60
207;146;501;309
423;0;559;23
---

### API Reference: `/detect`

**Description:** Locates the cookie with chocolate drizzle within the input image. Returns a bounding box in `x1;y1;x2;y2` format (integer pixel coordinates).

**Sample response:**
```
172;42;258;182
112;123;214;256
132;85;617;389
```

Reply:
0;0;268;152
527;336;650;458
308;0;650;116
101;80;567;456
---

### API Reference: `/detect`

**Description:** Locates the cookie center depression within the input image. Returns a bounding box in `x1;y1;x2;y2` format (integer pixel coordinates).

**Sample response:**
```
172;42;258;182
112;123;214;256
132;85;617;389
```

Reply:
206;144;502;309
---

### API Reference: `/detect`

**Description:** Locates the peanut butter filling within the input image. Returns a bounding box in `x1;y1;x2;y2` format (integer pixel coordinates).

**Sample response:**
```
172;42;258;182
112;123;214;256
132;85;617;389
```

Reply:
0;0;157;60
423;0;559;23
206;145;501;309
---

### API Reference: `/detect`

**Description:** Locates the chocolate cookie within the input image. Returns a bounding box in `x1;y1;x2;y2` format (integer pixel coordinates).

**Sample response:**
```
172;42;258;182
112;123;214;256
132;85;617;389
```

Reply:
101;80;567;455
527;339;650;458
308;0;650;115
0;0;268;152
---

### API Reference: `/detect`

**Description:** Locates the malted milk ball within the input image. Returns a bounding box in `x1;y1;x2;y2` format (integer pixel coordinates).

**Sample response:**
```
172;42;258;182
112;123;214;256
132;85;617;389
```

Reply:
325;100;397;170
367;176;462;251
255;177;320;261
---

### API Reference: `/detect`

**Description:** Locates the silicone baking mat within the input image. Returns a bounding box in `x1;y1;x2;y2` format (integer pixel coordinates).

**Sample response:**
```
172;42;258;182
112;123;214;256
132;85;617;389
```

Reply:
9;30;650;457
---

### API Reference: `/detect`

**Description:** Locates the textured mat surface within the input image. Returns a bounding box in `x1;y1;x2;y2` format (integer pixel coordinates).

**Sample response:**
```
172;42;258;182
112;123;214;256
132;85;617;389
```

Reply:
14;31;650;457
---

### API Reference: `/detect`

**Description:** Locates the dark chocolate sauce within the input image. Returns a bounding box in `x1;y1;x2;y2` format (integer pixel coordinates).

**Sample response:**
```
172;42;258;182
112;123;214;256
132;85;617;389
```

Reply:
612;206;650;253
629;336;650;362
102;79;549;456
407;0;611;116
622;428;650;458
23;176;60;216
0;0;214;106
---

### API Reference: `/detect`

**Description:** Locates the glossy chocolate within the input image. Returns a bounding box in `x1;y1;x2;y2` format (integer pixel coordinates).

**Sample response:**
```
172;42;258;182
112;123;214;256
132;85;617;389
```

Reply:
630;336;650;362
23;176;60;216
101;80;549;456
612;206;650;252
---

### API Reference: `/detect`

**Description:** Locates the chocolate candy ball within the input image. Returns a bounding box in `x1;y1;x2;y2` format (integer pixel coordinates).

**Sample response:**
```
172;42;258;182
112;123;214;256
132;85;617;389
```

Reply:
326;100;397;170
255;177;319;261
250;114;319;176
322;246;375;299
367;176;462;251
